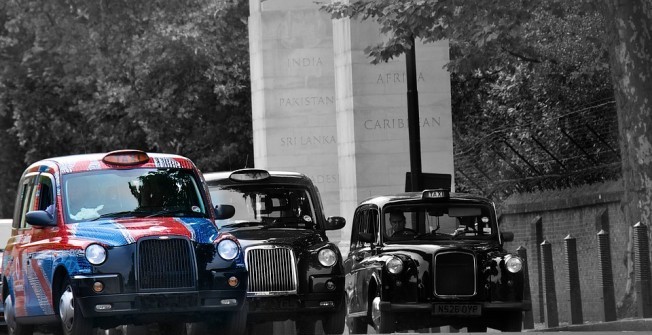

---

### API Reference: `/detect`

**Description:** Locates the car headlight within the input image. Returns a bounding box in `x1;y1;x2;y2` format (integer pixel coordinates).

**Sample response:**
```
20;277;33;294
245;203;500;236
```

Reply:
85;244;107;265
505;255;523;273
387;256;403;274
217;239;239;260
318;248;337;267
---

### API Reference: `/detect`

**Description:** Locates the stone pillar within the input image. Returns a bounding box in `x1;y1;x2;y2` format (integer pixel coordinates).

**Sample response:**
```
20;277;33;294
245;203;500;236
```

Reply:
249;0;341;241
332;18;453;252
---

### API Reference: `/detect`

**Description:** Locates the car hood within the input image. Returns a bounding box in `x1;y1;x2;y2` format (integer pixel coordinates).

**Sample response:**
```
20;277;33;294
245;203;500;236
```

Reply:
219;226;325;250
382;241;503;255
69;217;219;247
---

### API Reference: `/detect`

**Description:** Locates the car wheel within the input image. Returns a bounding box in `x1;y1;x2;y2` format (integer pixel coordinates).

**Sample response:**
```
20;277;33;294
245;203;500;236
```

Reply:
370;296;394;334
295;317;318;335
346;314;368;335
5;294;34;335
221;311;247;335
322;298;346;334
157;322;187;335
211;300;247;335
58;277;93;335
500;311;523;332
185;322;210;335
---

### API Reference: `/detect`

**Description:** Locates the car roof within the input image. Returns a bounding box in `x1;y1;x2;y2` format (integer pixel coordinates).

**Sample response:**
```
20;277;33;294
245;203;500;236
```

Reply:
203;169;314;188
24;151;196;176
359;191;495;208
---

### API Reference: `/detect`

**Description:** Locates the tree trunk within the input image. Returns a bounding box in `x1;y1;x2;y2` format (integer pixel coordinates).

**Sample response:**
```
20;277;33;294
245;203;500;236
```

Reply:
604;0;652;315
604;0;652;226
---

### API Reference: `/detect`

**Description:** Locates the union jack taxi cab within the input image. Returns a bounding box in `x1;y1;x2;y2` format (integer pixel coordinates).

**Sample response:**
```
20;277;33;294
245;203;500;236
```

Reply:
1;150;248;335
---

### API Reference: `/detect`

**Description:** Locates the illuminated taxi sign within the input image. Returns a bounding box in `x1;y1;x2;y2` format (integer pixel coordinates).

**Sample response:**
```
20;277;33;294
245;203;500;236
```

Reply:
229;169;270;182
102;150;150;166
422;189;450;200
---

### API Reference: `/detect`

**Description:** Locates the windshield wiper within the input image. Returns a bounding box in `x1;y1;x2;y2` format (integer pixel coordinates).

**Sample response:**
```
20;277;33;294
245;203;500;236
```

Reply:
221;222;265;228
144;208;206;218
91;211;138;221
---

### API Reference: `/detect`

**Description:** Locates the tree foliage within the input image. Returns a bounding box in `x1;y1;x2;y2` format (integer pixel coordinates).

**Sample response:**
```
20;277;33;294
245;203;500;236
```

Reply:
322;0;624;197
0;0;253;217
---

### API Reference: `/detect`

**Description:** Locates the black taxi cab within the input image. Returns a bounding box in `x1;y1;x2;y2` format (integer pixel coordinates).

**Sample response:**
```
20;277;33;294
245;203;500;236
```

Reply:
203;169;346;335
345;189;530;333
2;150;248;335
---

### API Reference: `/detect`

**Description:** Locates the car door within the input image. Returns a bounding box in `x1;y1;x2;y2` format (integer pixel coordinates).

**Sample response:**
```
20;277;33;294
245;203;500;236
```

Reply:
22;172;57;316
346;205;378;315
7;172;58;317
6;172;38;318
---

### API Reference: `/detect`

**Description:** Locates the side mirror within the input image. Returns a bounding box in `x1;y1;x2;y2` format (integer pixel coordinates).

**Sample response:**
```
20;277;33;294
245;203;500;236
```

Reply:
501;231;514;242
324;216;346;230
214;205;236;220
358;232;374;243
25;210;55;227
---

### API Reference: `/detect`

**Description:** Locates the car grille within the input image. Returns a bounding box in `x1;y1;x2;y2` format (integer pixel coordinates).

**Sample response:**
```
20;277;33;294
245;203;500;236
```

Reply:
246;246;297;295
137;237;196;290
434;251;476;297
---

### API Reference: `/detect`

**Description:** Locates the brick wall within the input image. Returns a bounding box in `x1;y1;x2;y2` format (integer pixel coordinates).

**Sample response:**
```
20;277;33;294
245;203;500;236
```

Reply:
497;180;630;324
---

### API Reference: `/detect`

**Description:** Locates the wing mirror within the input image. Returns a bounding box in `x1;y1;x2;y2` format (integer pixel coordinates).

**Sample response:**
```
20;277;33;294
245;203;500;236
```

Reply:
25;210;55;227
501;231;514;242
214;204;236;220
358;232;374;243
324;216;346;230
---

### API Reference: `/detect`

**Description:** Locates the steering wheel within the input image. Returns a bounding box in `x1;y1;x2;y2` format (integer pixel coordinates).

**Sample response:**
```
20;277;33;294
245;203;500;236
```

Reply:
392;228;417;237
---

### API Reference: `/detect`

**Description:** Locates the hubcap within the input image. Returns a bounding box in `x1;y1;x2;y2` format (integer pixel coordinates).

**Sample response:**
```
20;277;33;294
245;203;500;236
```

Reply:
59;285;75;332
371;296;381;329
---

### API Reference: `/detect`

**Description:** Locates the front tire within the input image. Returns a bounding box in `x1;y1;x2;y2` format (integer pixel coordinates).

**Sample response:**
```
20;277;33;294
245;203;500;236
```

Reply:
322;298;346;334
221;311;247;335
59;277;93;335
499;311;523;332
370;296;394;334
5;294;34;335
346;315;367;334
295;317;318;335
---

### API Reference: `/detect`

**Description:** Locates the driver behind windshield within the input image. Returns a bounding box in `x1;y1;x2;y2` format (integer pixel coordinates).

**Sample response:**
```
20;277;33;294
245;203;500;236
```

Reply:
387;211;406;237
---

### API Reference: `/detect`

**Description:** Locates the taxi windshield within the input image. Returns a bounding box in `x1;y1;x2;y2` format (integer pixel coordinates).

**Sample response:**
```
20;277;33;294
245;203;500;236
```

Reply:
63;169;207;222
210;186;316;229
383;204;495;242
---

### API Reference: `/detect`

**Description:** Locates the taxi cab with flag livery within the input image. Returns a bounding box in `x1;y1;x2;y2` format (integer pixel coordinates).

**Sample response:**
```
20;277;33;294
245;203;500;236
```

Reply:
1;150;248;335
345;189;530;333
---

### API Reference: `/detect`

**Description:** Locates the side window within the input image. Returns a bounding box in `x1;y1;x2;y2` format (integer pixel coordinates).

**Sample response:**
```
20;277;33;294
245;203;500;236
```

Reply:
367;209;379;242
351;207;378;249
349;209;363;250
36;174;55;215
14;175;37;229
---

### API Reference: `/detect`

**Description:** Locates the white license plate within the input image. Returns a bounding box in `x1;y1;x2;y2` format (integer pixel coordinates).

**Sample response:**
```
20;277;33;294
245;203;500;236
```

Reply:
433;303;482;316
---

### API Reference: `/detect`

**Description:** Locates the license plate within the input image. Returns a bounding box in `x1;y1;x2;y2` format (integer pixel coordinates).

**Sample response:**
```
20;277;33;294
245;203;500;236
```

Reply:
250;297;298;311
433;303;482;316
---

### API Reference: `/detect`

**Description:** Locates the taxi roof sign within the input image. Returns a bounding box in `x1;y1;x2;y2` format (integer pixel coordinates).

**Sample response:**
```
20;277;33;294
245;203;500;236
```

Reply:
422;189;450;200
102;150;150;166
229;169;270;182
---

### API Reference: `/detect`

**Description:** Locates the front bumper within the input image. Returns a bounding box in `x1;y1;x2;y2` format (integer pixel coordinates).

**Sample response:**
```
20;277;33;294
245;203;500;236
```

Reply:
379;300;532;313
72;273;247;320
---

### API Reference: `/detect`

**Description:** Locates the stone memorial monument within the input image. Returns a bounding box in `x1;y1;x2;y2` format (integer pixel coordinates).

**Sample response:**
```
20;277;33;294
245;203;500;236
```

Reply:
249;0;453;252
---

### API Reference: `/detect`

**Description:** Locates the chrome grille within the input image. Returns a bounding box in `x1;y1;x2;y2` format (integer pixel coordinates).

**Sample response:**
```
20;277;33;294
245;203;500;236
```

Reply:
137;237;196;290
434;251;476;297
246;246;297;295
